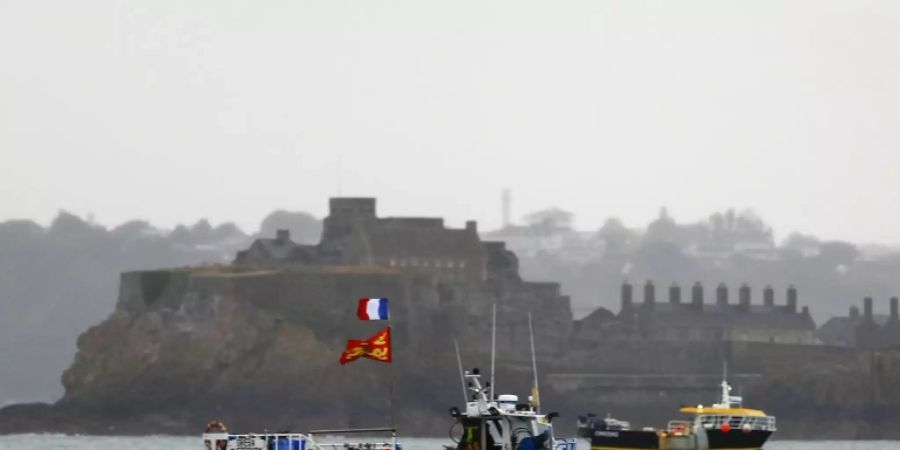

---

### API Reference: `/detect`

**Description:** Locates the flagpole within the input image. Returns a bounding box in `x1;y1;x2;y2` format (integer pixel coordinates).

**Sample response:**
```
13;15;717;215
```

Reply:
490;304;496;403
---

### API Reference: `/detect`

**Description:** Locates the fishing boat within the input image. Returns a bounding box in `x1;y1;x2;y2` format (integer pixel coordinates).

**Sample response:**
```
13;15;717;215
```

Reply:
447;367;576;450
447;310;576;450
577;374;776;450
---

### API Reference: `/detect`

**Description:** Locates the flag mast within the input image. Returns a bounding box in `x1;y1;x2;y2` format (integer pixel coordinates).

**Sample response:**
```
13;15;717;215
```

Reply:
344;298;395;446
490;304;497;402
389;306;395;430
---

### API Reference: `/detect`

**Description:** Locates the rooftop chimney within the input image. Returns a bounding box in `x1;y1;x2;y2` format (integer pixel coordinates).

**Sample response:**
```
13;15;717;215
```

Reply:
669;283;681;304
802;306;810;316
692;282;704;311
739;283;751;310
644;280;655;309
276;229;290;243
621;281;633;314
465;220;477;233
763;285;774;307
864;296;873;321
850;305;860;319
716;283;728;306
891;297;898;322
787;285;798;313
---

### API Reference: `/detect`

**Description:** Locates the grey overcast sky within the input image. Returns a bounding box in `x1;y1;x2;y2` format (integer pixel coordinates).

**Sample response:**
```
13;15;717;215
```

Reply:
2;1;899;243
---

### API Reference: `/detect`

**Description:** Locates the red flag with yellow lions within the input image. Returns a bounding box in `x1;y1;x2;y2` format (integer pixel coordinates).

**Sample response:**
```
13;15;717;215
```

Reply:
339;327;392;365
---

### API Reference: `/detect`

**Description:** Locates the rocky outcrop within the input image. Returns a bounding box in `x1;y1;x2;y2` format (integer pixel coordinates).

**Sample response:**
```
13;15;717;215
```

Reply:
0;264;570;435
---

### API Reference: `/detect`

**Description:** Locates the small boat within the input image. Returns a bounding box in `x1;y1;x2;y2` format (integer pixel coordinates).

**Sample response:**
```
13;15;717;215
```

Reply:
577;376;776;450
201;422;399;450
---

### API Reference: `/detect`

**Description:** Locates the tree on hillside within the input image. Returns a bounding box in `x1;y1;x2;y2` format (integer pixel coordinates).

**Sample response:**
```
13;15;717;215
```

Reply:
597;218;634;257
646;207;678;243
259;210;322;244
522;207;574;231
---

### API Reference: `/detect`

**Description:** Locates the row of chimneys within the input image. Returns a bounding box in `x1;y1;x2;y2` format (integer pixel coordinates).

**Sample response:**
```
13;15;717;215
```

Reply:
850;297;900;322
621;281;801;313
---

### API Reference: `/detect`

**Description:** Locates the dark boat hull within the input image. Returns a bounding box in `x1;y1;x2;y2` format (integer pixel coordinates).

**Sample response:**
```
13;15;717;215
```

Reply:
705;429;772;449
589;430;659;449
587;428;772;450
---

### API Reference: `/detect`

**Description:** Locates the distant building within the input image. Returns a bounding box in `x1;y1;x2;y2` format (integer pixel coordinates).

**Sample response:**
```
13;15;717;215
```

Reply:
482;226;605;264
234;229;318;265
818;296;900;349
576;281;817;344
235;197;518;283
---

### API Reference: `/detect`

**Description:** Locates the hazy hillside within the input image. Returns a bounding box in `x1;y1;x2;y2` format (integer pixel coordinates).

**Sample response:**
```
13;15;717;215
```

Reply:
0;210;320;405
3;205;900;406
491;208;900;322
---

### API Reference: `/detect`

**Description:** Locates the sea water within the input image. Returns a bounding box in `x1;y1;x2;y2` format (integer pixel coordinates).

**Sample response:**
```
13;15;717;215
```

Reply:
0;436;899;450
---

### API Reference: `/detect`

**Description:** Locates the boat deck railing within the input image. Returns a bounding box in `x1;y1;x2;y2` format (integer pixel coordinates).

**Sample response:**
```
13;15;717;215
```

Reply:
698;414;776;431
308;426;397;450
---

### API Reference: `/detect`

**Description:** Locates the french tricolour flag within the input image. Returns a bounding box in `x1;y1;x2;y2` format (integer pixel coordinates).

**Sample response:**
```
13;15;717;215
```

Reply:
357;298;389;321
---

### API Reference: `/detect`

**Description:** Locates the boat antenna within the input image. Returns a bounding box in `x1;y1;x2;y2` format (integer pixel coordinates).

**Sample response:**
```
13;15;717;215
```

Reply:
454;339;467;404
720;360;730;406
490;304;497;402
528;312;540;414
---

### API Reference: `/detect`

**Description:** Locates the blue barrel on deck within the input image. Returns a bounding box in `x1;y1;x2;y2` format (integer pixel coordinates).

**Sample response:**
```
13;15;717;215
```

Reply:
269;437;304;450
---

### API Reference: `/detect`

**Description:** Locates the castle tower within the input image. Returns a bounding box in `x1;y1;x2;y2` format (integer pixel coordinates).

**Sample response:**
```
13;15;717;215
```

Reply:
322;197;378;241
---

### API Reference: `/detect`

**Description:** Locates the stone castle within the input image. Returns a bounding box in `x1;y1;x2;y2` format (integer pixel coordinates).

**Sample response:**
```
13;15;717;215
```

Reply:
232;197;825;347
235;197;517;283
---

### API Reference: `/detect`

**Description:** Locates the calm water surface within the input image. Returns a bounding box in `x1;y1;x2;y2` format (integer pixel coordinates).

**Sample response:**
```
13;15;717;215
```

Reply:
0;436;899;450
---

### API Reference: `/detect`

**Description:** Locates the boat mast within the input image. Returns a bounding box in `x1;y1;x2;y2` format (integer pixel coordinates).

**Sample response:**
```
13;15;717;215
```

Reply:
528;312;540;413
719;360;730;407
454;339;467;403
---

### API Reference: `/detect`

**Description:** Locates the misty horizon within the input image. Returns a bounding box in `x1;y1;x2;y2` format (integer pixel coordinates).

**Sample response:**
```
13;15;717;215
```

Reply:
4;200;896;250
3;1;900;245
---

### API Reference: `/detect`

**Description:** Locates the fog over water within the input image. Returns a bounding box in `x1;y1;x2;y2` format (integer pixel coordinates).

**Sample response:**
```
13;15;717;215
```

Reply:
3;1;900;243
